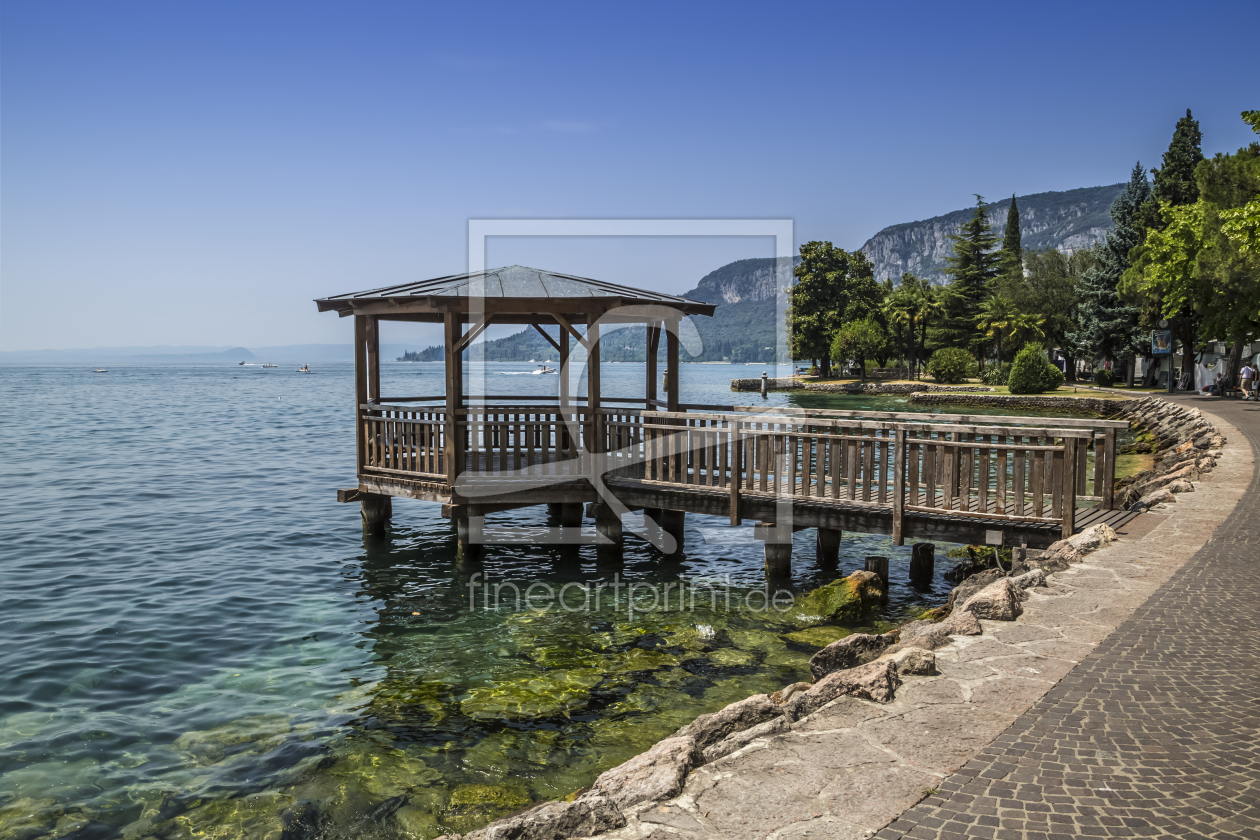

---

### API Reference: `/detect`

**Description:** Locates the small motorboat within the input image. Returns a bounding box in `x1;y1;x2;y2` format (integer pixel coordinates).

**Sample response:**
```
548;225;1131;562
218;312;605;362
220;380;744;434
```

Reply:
297;364;313;373
239;361;247;365
531;364;557;375
93;368;108;373
262;363;278;368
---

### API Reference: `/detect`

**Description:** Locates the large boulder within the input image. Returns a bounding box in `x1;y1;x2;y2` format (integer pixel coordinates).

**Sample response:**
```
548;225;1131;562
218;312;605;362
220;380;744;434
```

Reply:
589;736;700;809
1009;569;1048;590
946;567;1005;610
769;682;811;705
808;632;897;681
1166;479;1194;493
879;647;936;676
673;694;779;750
1131;487;1175;511
942;609;982;635
1067;523;1118;554
782;659;900;722
701;716;788;764
475;795;626;840
959;578;1024;621
782;570;884;626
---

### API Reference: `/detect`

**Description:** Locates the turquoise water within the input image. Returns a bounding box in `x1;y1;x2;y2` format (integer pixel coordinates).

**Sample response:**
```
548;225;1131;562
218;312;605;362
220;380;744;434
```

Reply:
0;363;1097;839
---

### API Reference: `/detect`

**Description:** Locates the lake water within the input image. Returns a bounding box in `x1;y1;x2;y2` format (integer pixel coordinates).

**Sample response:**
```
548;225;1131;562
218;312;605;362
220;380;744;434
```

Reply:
0;363;1104;839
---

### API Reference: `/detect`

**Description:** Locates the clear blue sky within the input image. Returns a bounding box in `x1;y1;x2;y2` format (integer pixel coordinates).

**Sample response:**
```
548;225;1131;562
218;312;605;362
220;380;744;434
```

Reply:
3;0;1257;351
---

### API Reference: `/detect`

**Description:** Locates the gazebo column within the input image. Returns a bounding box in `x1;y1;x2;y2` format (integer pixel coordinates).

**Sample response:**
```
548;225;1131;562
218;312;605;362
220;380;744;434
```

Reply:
645;321;660;409
444;312;465;487
587;315;601;454
366;316;381;402
559;325;571;456
665;316;680;412
353;315;369;476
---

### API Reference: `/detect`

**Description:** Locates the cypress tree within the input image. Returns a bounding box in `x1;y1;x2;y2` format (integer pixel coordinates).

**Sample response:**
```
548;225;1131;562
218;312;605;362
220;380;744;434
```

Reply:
999;194;1023;278
1152;109;1205;207
1067;163;1149;366
940;195;1000;354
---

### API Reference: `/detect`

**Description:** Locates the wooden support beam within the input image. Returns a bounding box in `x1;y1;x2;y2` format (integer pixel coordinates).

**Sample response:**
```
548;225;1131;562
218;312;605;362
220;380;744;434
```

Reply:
455;315;494;352
354;315;369;475
646;321;660;408
892;428;906;545
1101;428;1116;510
532;323;562;354
587;316;601;454
443;312;464;487
553;312;591;350
366;316;381;402
665;318;680;413
1062;437;1077;535
337;488;363;503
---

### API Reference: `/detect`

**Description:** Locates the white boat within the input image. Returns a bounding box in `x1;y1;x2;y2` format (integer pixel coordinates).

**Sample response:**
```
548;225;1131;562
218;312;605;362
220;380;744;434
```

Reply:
262;363;278;368
297;364;313;373
93;368;108;373
531;364;557;374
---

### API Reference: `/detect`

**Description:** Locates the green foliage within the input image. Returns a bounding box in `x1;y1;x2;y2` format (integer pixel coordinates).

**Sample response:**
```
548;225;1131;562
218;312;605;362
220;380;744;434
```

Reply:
1243;110;1260;135
788;243;880;376
1151;109;1206;209
1004;247;1090;375
940;195;1000;352
975;293;1043;363
1069;162;1148;366
1007;343;1064;394
925;347;977;384
1221;199;1260;254
998;194;1023;279
883;273;944;379
1095;368;1116;387
830;318;885;380
980;363;1010;386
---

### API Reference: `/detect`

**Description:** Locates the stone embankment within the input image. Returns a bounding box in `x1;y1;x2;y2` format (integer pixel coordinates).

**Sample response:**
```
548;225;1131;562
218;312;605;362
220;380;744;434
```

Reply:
909;393;1119;412
731;378;992;395
440;396;1230;840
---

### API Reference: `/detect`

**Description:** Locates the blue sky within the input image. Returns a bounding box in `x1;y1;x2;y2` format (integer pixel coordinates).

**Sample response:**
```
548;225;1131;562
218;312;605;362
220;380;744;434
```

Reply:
3;0;1257;350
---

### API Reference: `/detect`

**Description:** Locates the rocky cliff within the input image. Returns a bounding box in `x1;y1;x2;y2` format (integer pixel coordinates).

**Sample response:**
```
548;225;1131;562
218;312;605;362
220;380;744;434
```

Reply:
860;184;1124;284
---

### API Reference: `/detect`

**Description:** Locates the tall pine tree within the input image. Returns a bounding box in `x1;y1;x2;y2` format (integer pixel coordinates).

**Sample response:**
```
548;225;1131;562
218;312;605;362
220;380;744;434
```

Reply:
999;194;1023;279
1152;109;1205;207
940;195;1000;357
1067;163;1148;369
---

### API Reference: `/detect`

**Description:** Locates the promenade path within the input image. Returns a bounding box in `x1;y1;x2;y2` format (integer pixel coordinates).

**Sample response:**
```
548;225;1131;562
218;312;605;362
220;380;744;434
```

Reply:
878;394;1260;840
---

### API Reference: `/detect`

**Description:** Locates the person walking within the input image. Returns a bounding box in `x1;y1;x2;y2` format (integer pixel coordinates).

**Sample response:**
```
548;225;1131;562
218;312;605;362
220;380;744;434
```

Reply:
1241;361;1255;400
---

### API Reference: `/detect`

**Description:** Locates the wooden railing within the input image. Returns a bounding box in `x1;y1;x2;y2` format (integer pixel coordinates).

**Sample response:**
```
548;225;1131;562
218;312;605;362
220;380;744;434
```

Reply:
358;401;1120;538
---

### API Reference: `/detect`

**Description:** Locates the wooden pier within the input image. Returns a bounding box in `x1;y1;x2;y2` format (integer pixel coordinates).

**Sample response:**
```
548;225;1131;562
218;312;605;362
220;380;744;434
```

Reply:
317;266;1132;576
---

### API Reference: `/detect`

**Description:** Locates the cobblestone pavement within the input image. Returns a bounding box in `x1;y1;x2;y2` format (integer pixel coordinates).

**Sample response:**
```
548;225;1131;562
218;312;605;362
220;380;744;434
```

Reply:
878;396;1260;840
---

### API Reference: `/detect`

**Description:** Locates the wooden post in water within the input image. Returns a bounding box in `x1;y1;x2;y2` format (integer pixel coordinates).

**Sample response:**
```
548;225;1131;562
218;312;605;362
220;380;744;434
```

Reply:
864;555;889;586
816;528;841;568
658;509;685;554
361;493;392;536
455;513;482;560
909;543;935;587
593;504;623;547
443;312;464;487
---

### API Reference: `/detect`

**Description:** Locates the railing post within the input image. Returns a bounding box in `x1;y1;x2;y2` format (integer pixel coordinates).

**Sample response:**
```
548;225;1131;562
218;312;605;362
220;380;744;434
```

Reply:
892;428;906;545
729;425;742;526
1102;428;1116;510
1063;436;1078;534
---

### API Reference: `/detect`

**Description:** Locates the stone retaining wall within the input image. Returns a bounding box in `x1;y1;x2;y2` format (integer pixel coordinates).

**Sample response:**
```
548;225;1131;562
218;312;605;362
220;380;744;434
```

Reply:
731;378;992;395
909;392;1120;413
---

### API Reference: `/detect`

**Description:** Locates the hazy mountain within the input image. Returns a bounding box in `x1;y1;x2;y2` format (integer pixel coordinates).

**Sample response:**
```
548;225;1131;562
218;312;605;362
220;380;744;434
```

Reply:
860;184;1124;284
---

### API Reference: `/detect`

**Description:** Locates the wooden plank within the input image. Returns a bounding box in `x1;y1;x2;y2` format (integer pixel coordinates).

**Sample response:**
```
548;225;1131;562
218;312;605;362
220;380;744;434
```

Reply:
996;436;1008;515
892;428;906;544
977;435;990;514
958;432;972;512
846;433;858;501
1063;438;1077;534
1031;441;1045;517
1076;434;1088;496
923;437;937;508
1013;440;1026;517
729;429;741;525
829;432;840;500
1102;428;1117;510
1051;446;1064;519
787;433;798;495
862;429;875;502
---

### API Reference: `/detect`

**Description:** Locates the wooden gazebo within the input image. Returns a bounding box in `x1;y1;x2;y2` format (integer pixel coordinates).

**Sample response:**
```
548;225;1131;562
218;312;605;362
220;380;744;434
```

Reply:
316;265;1127;576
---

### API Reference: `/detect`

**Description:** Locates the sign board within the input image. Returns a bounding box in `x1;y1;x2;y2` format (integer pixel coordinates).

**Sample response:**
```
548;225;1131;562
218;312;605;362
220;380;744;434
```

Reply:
1152;330;1173;355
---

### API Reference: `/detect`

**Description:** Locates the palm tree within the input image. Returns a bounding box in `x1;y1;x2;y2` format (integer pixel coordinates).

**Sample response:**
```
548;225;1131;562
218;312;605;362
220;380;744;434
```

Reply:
976;294;1045;364
883;273;944;379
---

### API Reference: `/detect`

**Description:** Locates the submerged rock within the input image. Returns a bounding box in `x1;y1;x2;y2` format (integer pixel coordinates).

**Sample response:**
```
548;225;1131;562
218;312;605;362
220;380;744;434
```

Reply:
781;571;884;627
783;626;851;648
589;736;701;808
807;632;897;681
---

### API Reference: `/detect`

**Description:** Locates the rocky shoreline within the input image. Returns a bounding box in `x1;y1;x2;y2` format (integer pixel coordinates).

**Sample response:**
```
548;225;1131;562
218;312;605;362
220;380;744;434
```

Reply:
441;395;1230;840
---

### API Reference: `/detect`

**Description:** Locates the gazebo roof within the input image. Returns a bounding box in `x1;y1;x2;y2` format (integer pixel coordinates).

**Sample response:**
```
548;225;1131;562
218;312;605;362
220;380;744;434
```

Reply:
315;265;716;321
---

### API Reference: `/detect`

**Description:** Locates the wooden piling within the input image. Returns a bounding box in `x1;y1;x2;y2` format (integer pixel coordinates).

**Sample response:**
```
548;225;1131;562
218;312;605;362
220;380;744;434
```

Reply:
909;542;935;587
361;493;392;536
816;527;841;568
864;555;889;585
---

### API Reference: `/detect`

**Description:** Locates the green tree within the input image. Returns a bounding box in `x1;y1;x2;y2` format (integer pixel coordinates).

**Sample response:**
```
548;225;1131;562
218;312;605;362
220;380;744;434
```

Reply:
787;242;879;377
998;195;1023;279
939;195;1000;357
1152;109;1206;209
830;318;885;381
976;294;1044;364
883;273;944;379
1068;163;1148;375
1005;247;1090;379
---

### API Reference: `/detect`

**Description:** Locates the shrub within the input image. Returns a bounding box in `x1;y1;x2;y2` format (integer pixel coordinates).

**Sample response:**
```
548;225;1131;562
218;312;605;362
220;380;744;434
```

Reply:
981;363;1010;387
925;348;977;384
1095;368;1116;387
1008;343;1065;394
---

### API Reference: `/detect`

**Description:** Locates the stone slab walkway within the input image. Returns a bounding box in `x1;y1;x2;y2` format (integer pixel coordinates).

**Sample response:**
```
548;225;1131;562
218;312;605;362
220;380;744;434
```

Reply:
878;398;1260;840
595;402;1253;840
